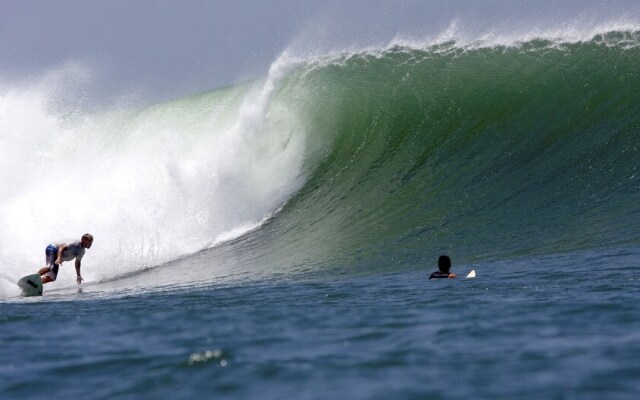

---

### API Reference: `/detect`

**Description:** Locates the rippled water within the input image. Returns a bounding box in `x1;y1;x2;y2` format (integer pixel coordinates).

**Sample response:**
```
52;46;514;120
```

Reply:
3;247;639;399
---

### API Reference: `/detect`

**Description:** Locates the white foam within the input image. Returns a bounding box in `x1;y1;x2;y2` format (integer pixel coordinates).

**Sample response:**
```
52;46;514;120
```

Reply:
276;15;640;72
0;62;307;286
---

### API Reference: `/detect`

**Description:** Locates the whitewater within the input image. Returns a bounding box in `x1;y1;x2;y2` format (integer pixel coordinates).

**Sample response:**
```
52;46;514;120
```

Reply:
2;22;640;400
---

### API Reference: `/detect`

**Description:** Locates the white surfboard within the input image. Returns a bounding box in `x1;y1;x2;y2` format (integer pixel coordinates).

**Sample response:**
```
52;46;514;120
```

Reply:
466;269;476;279
18;274;43;296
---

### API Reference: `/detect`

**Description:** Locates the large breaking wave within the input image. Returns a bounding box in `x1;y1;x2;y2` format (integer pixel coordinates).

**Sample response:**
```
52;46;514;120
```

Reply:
2;29;640;293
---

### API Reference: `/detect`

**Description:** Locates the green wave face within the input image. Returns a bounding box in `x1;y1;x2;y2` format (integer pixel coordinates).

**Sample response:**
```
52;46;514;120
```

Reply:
4;29;640;291
222;31;640;275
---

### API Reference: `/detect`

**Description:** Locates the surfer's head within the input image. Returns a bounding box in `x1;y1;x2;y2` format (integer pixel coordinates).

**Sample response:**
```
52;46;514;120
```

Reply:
438;255;451;273
81;233;94;249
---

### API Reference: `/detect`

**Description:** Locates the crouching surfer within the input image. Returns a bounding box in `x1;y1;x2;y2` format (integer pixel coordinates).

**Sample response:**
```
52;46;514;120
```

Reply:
429;255;457;279
38;233;93;284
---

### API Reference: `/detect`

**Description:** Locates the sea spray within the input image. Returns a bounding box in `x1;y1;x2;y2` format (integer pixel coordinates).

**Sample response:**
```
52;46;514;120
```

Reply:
0;62;307;285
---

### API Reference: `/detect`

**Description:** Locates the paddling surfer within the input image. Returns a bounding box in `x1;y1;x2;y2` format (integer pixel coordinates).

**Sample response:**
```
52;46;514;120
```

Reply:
429;255;457;279
38;234;93;284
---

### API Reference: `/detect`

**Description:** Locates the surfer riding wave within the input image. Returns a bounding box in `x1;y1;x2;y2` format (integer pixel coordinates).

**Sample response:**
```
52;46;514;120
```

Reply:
38;233;93;285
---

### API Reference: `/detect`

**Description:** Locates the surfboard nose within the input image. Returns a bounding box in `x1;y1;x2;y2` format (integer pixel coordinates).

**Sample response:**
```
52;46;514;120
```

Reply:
18;274;44;296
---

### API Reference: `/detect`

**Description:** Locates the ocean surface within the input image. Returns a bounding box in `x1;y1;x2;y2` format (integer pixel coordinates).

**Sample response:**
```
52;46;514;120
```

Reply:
2;28;640;399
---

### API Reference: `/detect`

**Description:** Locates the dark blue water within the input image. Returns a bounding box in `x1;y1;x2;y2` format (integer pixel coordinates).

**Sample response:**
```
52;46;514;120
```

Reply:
3;247;639;399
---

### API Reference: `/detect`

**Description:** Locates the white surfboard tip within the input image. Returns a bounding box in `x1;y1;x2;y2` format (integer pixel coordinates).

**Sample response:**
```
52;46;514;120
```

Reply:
466;269;476;279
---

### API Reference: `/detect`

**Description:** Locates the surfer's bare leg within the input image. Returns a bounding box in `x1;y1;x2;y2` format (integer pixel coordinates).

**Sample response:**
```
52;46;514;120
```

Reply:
38;267;55;284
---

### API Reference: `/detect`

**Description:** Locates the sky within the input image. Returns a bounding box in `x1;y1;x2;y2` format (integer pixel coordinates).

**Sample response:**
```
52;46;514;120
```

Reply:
1;0;639;103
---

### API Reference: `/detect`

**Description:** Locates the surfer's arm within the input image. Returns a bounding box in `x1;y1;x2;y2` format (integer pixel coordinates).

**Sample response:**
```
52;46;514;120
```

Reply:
75;259;83;284
448;273;457;278
56;244;67;265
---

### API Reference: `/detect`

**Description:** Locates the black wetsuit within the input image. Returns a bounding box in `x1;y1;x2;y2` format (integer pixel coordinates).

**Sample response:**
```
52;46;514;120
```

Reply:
429;271;451;279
